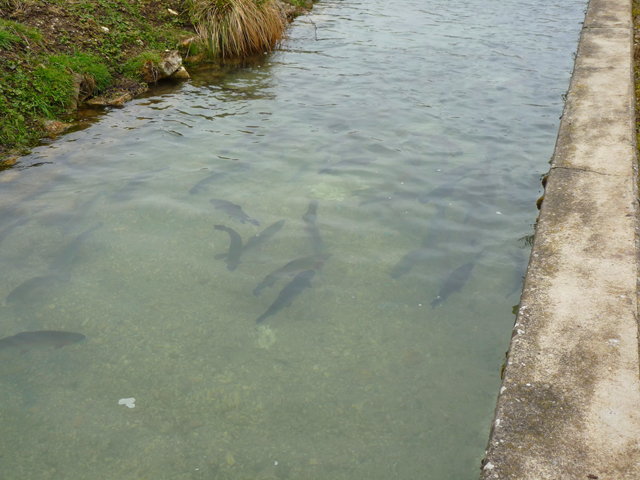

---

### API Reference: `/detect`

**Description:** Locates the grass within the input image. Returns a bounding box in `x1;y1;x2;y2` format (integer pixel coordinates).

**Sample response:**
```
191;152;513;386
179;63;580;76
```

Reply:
123;51;162;81
0;52;112;147
0;18;42;49
184;0;286;59
0;0;307;156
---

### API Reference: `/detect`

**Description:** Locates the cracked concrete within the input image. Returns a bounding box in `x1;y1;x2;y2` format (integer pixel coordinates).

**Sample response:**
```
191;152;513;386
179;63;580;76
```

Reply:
480;0;640;478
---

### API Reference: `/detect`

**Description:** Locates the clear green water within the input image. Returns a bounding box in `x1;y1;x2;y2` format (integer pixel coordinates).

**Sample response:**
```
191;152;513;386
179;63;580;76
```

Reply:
0;0;586;478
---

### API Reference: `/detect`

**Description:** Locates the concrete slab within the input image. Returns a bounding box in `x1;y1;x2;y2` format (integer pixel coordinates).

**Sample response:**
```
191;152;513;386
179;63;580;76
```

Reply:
480;0;640;478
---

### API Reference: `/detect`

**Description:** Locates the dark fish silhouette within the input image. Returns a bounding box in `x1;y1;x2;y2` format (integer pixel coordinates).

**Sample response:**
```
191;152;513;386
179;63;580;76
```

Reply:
112;167;170;201
190;171;229;194
241;219;285;253
0;330;85;352
48;223;103;273
190;162;250;194
318;158;373;174
256;269;315;324
210;198;260;226
0;217;28;245
390;246;429;279
216;220;286;262
6;274;70;304
431;262;474;308
214;225;242;271
302;200;324;254
253;253;331;296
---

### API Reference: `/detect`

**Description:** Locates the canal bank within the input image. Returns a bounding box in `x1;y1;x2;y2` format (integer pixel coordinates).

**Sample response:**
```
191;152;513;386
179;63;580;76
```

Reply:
480;0;640;477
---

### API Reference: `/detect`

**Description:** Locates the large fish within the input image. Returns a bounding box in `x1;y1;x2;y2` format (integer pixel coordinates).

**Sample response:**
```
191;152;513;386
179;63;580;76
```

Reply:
302;200;324;254
112;167;170;201
390;246;429;279
0;330;85;352
216;220;286;263
48;222;103;273
189;162;250;195
253;253;331;296
430;262;474;308
214;225;242;271
210;198;260;226
256;269;315;324
6;273;71;304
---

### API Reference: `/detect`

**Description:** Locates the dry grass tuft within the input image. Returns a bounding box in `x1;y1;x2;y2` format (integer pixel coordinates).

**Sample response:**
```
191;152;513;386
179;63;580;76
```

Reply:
184;0;286;59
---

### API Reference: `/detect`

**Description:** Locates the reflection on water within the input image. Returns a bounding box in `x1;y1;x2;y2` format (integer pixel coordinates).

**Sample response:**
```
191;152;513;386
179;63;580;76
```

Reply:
0;0;585;478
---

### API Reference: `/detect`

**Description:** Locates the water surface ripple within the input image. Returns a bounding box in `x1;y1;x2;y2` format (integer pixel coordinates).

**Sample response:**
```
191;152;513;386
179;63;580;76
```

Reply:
0;0;586;478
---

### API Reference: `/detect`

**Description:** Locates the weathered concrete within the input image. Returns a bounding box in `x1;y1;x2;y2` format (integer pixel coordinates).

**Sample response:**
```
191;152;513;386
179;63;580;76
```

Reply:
480;0;640;478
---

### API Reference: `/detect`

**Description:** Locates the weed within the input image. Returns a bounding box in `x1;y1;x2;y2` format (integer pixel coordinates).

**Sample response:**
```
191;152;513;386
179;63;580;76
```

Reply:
50;52;112;92
123;51;162;80
0;19;42;49
184;0;286;59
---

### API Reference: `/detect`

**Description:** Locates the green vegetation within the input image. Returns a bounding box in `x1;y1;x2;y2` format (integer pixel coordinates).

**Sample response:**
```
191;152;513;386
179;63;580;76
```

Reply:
0;0;309;157
0;18;41;49
123;51;162;81
184;0;286;59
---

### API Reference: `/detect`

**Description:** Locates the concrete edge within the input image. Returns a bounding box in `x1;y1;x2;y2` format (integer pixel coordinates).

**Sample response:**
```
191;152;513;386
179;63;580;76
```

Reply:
479;0;640;478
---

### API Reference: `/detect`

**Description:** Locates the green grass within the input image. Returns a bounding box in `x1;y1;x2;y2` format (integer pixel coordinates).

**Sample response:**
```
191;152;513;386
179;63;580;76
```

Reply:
0;19;42;49
51;52;112;92
123;51;162;80
0;53;112;147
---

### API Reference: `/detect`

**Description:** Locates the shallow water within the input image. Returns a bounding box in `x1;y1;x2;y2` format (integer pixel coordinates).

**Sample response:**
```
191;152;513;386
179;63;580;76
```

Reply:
0;0;586;478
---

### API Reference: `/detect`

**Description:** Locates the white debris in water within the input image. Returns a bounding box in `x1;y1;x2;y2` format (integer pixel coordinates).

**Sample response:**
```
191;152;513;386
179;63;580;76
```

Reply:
118;397;136;409
496;211;502;215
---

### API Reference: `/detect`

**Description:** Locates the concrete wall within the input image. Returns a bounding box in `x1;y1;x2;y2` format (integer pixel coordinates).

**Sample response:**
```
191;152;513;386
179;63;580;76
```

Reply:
480;0;640;477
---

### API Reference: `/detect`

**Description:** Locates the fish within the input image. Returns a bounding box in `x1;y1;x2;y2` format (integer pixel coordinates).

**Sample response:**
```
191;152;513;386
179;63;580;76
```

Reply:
210;198;260;226
302;200;324;254
6;273;71;304
0;217;28;246
214;225;242;271
189;171;229;194
216;220;286;262
318;158;373;174
390;247;429;279
0;330;85;352
253;253;331;296
112;167;170;201
256;269;315;324
189;162;250;194
48;222;103;273
430;262;474;308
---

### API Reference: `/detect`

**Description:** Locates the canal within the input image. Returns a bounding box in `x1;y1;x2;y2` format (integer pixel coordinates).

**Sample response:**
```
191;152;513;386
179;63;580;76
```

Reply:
0;0;587;478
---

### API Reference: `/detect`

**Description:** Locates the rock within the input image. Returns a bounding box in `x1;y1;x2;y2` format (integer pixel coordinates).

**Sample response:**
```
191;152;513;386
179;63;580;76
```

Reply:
140;51;183;83
158;50;182;77
43;120;72;136
171;66;190;80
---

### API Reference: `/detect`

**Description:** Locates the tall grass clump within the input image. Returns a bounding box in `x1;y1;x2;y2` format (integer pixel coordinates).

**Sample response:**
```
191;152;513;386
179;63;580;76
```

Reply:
184;0;286;59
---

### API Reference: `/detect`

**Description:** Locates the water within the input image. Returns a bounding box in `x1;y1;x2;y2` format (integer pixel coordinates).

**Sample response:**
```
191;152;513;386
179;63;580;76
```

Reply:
0;0;586;478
